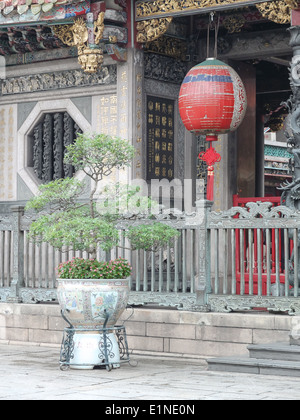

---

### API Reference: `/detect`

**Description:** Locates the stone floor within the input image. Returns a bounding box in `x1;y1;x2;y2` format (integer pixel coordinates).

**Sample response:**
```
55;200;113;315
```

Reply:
0;343;300;400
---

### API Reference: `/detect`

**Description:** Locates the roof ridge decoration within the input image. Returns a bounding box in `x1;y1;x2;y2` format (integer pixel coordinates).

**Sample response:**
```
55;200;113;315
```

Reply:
0;0;84;16
0;0;89;26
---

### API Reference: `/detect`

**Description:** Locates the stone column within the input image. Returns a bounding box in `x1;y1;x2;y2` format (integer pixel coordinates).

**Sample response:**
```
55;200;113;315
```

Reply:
285;20;300;343
281;25;300;209
7;206;24;303
195;199;213;309
117;48;144;184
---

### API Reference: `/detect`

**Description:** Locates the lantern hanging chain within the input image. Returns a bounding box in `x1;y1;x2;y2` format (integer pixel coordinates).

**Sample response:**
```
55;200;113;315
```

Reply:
206;12;213;58
206;12;220;59
214;15;220;59
206;13;211;58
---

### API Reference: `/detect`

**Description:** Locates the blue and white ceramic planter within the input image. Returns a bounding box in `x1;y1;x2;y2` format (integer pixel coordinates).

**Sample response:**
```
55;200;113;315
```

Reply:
57;278;130;369
57;278;130;329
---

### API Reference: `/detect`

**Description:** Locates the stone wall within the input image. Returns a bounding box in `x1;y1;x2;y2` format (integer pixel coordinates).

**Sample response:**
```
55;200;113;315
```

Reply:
0;303;295;359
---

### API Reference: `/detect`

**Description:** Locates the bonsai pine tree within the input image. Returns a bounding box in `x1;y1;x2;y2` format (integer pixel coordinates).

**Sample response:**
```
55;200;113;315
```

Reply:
25;132;179;264
63;132;135;218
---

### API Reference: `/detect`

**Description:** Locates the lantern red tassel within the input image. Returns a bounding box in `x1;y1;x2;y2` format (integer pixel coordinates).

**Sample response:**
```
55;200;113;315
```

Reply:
179;58;247;201
198;138;221;201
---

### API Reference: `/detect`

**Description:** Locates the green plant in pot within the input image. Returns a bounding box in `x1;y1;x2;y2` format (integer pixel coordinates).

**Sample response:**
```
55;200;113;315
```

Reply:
25;133;179;369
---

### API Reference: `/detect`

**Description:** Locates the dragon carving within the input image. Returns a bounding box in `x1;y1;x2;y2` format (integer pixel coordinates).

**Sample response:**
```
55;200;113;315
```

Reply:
278;28;300;291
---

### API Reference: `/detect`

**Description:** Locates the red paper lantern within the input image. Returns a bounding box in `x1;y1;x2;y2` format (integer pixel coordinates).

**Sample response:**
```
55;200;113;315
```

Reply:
179;58;247;200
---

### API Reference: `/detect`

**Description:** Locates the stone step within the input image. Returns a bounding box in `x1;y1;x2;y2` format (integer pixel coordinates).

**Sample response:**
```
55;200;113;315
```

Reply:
248;342;300;362
207;356;300;377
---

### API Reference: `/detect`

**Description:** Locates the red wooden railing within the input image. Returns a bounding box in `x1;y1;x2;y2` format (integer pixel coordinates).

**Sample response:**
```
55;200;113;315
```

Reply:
232;194;291;295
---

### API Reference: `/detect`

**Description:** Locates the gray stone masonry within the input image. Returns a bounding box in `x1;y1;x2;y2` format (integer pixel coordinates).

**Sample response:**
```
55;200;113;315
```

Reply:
0;303;296;359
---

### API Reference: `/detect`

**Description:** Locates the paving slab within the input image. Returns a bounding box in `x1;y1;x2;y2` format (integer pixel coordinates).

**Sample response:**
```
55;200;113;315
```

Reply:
1;343;300;401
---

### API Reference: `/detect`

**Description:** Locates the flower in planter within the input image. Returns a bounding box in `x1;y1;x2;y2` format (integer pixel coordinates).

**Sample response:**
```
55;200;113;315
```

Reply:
57;257;132;279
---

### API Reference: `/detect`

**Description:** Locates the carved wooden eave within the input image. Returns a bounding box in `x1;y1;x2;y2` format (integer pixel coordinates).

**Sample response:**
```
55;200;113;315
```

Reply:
135;0;276;21
136;17;173;43
256;0;299;24
134;0;300;44
0;0;129;73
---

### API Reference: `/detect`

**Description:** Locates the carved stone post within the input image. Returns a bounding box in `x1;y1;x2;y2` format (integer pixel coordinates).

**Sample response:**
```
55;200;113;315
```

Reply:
278;26;300;299
289;26;300;190
286;22;300;344
281;26;300;209
195;199;213;309
7;206;24;303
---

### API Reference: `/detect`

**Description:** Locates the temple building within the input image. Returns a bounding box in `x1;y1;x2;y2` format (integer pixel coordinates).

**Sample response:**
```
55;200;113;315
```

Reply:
0;0;297;212
2;1;300;362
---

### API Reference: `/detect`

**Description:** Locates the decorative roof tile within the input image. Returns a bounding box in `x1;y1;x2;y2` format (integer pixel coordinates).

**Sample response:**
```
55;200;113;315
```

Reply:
0;0;83;15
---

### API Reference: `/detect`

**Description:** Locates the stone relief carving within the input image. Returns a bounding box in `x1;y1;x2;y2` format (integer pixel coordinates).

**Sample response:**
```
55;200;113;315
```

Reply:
41;113;53;183
144;53;187;84
32;111;82;183
53;112;64;180
128;291;205;312
33;123;43;180
209;201;300;222
63;112;76;178
208;294;300;315
218;29;291;60
1;65;117;95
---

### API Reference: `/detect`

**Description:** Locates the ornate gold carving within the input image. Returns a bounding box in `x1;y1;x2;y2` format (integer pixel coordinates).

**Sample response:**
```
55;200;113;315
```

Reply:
136;17;173;43
286;0;299;8
77;48;104;73
144;35;187;60
52;25;74;46
223;14;245;33
135;0;276;20
136;0;219;18
268;115;285;131
72;17;89;45
256;0;298;24
94;11;105;45
108;35;118;43
52;13;105;73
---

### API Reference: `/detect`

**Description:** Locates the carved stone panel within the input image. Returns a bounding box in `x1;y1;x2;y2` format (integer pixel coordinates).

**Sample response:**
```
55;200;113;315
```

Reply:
144;53;187;85
63;112;75;178
217;28;291;60
32;111;81;183
42;113;53;183
53;112;64;180
1;65;117;96
33;122;43;180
